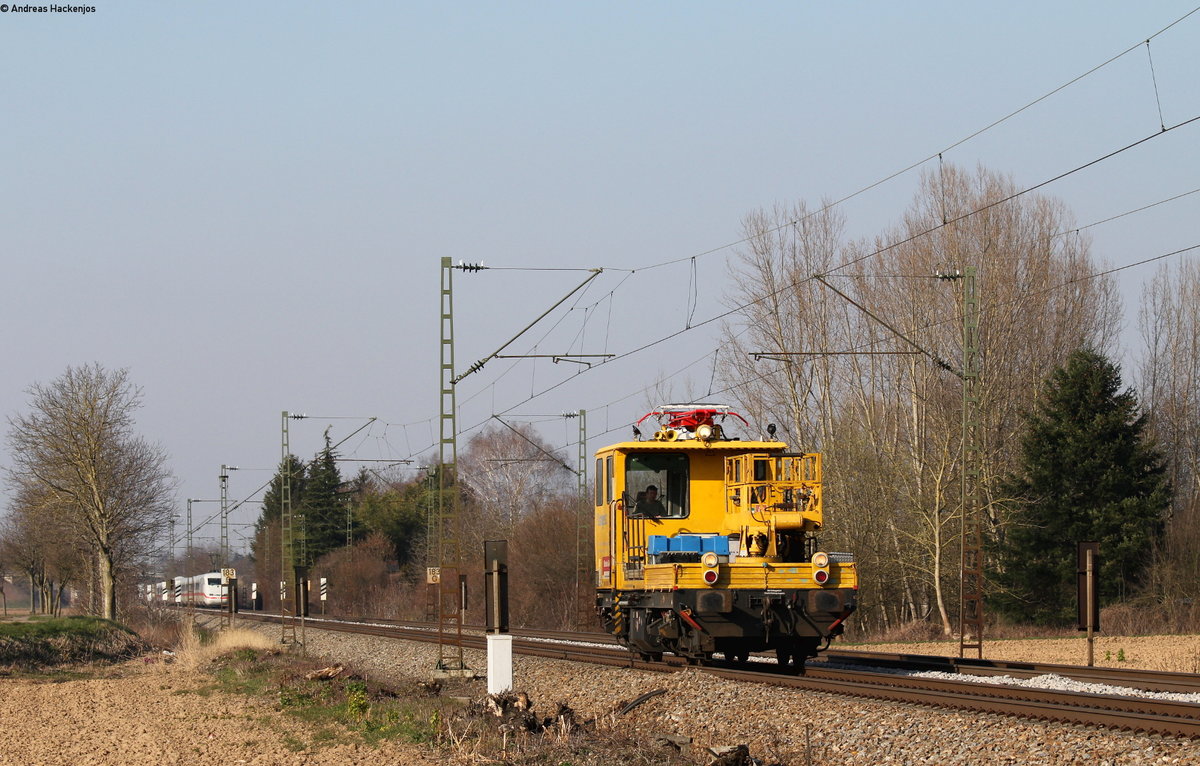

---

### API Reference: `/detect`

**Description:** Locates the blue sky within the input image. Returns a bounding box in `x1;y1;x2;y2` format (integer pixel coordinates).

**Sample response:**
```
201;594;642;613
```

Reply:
2;2;1198;551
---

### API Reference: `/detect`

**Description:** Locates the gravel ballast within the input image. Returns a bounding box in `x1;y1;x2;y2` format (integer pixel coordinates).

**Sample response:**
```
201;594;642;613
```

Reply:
235;618;1200;765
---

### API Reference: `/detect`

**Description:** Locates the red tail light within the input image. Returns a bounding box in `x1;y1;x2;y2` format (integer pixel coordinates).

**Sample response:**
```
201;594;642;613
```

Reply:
814;568;830;585
703;568;719;585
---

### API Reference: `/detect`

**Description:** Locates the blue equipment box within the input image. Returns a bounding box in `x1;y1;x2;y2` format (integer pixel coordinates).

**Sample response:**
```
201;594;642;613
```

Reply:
647;534;730;556
700;536;731;555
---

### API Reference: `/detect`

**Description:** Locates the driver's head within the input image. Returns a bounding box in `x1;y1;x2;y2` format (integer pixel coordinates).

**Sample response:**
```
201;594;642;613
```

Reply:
645;485;658;499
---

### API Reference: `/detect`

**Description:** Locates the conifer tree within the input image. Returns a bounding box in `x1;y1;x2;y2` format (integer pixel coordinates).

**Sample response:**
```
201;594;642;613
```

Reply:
991;349;1169;625
250;454;307;565
301;438;345;566
351;471;431;569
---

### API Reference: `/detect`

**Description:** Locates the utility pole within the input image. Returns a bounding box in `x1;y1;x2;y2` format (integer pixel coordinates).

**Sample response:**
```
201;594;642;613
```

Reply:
185;498;193;612
575;409;588;498
184;498;219;615
185;499;193;585
167;515;175;584
814;270;984;657
280;411;304;647
219;464;239;568
434;256;469;676
433;260;606;668
953;267;983;658
564;410;590;629
438;256;457;571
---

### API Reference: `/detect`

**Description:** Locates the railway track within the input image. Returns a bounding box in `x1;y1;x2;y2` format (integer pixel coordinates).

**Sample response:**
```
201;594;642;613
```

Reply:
821;649;1200;695
228;612;1200;738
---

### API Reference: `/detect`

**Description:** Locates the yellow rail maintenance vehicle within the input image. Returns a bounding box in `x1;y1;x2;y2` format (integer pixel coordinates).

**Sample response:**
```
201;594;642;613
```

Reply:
594;404;857;668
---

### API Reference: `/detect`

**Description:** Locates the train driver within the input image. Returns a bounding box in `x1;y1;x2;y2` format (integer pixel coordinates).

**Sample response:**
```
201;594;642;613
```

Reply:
635;485;667;517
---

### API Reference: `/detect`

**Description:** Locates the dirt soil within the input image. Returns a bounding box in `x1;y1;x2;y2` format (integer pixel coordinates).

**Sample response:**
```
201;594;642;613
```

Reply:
0;659;443;766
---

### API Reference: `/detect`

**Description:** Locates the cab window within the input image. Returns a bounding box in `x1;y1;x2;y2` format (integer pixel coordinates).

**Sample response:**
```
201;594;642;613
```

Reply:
595;458;603;506
625;452;688;518
605;456;614;504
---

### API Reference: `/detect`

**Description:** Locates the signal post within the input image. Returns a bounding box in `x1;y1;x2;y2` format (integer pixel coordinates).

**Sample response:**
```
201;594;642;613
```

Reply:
219;568;238;631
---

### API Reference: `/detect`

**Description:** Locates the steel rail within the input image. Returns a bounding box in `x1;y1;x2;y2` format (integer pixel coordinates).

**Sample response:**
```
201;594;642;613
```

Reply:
821;649;1200;695
349;618;1200;696
229;613;1200;738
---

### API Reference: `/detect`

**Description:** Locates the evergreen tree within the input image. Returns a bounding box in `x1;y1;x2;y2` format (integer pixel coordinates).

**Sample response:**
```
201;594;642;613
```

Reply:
251;454;307;563
301;437;346;566
352;472;431;569
991;349;1170;625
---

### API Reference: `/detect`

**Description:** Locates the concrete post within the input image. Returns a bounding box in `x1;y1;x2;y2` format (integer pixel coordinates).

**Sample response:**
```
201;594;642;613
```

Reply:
487;634;513;694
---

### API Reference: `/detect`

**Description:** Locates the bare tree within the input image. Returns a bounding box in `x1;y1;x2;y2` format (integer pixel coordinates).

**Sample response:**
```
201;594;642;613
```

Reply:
5;364;175;620
720;200;849;449
0;482;85;615
0;506;48;614
457;423;575;540
1138;260;1200;615
721;165;1121;635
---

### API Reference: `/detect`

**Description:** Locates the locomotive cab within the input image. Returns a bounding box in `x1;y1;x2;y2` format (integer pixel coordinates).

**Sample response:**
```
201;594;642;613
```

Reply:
594;404;857;667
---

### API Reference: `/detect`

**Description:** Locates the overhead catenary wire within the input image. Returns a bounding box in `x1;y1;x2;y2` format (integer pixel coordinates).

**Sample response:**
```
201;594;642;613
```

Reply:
291;10;1200;472
585;241;1200;444
1145;40;1168;132
467;235;1200;455
183;417;383;540
447;11;1200;423
452;269;603;384
834;184;1200;277
445;104;1200;443
604;5;1200;274
489;416;575;473
827;113;1200;276
424;173;1200;464
168;10;1200;516
456;272;603;410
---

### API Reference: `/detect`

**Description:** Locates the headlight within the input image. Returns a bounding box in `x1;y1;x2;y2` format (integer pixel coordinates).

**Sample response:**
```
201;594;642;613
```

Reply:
812;551;830;568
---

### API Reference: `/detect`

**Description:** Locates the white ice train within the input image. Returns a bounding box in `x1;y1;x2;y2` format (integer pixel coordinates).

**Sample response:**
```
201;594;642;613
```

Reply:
143;571;228;608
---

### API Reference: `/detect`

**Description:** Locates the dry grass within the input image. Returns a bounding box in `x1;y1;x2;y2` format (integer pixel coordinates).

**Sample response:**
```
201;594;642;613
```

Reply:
125;605;186;649
851;602;1200;647
168;626;279;672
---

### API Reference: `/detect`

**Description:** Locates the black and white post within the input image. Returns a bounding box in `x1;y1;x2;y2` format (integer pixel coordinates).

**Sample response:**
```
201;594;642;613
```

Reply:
484;540;511;694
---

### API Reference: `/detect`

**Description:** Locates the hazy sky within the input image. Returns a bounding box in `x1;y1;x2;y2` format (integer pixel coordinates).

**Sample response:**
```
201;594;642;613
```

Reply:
3;2;1198;554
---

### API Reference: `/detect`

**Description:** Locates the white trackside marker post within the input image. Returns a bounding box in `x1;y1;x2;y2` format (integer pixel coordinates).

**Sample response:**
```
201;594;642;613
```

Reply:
485;540;512;694
487;634;513;695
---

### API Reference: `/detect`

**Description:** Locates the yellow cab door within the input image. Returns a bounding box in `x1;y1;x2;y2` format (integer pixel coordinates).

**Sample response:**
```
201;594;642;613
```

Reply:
594;453;616;588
